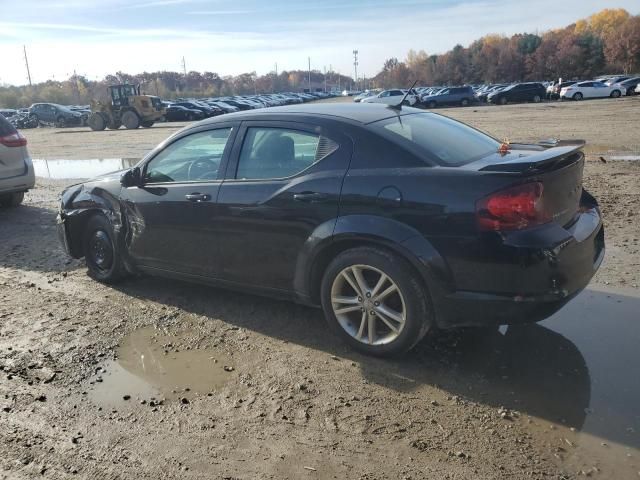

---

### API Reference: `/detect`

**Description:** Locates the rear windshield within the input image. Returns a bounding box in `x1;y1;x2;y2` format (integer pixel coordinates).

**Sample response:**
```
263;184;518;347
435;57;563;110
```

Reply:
0;114;17;136
371;113;500;166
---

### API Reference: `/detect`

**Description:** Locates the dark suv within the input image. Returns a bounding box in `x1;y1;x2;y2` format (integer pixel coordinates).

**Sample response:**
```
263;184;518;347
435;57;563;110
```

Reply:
29;103;85;127
422;86;475;108
488;83;546;105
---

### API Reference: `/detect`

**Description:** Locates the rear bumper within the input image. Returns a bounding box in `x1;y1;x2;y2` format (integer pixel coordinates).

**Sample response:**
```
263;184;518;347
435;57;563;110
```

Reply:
0;157;35;194
431;207;605;328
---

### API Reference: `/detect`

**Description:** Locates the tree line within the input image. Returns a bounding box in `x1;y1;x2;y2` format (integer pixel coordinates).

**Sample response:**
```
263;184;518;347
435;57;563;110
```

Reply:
0;8;638;108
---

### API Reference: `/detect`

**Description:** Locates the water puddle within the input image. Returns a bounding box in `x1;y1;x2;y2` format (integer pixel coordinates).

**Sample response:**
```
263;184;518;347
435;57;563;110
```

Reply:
89;325;236;407
32;158;138;179
608;155;640;161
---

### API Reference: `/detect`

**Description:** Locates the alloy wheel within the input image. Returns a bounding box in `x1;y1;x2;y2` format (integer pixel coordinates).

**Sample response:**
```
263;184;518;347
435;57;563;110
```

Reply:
330;264;406;346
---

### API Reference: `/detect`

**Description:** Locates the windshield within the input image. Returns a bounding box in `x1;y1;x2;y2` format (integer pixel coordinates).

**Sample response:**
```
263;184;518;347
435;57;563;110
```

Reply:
371;113;500;167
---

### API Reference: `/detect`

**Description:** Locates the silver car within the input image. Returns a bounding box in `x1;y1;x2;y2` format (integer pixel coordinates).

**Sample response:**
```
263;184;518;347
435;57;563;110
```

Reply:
0;114;35;207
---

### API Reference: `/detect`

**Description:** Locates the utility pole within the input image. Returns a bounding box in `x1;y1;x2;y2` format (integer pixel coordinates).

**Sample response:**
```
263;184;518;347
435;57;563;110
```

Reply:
308;57;311;92
181;56;187;76
353;49;358;91
23;45;32;86
338;70;341;92
324;66;327;92
329;64;332;92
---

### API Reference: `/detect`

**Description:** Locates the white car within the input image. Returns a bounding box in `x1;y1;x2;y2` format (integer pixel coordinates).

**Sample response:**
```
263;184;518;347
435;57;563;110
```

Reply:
361;89;419;106
0;114;35;207
560;81;624;100
636;84;640;94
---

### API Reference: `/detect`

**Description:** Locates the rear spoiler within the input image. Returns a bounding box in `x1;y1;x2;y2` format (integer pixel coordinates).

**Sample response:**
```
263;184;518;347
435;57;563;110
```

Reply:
479;140;585;174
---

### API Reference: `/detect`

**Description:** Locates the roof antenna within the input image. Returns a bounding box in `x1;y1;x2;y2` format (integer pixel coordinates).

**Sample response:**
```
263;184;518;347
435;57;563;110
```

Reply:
389;80;418;110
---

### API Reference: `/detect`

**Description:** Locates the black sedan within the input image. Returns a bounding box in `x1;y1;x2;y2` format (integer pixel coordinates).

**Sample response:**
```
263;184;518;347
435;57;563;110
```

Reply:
164;105;205;122
56;104;604;356
488;83;546;105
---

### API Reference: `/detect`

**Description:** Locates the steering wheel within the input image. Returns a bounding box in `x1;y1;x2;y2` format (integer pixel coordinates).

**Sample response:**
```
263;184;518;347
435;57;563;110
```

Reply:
187;158;218;181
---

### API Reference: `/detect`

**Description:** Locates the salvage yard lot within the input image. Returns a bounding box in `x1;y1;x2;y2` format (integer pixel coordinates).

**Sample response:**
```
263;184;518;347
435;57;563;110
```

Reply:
1;97;639;479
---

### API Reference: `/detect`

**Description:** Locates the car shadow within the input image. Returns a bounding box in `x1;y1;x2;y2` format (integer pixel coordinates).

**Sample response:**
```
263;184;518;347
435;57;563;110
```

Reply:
110;275;595;436
0;204;77;274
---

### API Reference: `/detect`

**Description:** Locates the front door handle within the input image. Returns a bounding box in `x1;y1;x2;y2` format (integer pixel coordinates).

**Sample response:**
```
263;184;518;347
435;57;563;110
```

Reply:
185;193;211;202
293;192;329;203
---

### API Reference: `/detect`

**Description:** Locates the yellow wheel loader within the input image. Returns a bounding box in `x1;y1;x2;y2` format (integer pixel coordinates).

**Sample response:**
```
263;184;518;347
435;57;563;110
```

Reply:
88;84;165;131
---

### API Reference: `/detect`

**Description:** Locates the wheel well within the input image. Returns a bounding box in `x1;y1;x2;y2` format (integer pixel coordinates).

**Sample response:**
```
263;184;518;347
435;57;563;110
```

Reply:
308;239;429;305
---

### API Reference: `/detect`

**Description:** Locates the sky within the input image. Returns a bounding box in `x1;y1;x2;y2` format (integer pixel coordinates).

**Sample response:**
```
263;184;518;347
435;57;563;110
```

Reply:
0;0;638;86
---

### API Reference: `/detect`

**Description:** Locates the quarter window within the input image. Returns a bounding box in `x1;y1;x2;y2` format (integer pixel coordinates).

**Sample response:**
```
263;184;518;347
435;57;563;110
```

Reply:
236;127;336;180
144;128;232;183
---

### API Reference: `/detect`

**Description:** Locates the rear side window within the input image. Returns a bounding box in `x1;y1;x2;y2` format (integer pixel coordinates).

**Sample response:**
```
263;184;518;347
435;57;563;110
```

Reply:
0;114;17;136
236;127;337;180
372;113;500;167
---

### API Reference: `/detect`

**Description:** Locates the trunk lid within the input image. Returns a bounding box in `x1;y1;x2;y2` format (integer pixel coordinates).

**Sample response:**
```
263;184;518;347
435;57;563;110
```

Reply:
468;142;585;228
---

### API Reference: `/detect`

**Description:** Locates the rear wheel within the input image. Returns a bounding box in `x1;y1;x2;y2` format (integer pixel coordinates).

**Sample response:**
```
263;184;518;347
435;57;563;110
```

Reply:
321;247;432;356
533;95;541;103
56;116;66;128
610;90;621;98
83;215;127;283
88;113;106;131
0;192;25;207
573;92;583;101
460;98;469;107
122;111;140;129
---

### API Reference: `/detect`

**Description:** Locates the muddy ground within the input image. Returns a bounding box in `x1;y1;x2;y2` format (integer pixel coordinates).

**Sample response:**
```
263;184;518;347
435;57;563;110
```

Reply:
1;97;639;479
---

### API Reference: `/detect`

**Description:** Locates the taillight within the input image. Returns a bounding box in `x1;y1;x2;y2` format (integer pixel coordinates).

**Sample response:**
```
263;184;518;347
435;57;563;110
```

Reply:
476;182;548;231
0;131;27;147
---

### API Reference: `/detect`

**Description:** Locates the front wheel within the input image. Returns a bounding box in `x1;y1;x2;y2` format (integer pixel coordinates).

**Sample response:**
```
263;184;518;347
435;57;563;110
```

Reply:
0;192;25;207
460;98;469;107
121;111;140;129
533;95;541;103
499;97;507;105
56;116;66;128
610;90;621;98
83;215;127;283
321;247;432;356
428;101;436;109
573;92;583;101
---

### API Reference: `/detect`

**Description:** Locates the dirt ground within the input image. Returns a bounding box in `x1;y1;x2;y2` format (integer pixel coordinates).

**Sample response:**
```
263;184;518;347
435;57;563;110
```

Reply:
1;97;639;479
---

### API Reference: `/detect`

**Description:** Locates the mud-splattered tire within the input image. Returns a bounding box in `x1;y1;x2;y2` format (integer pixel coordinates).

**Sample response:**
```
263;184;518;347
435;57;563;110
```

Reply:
83;214;127;283
88;113;106;131
321;247;432;357
122;111;140;130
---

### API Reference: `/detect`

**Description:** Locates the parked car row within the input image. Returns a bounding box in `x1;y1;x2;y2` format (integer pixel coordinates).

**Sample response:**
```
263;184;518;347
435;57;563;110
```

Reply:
162;91;336;122
0;91;336;128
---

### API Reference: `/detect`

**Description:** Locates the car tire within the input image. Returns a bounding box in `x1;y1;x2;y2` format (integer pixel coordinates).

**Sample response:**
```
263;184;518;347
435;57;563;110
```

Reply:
320;247;432;356
187;113;194;121
83;214;127;283
499;97;507;105
573;92;583;101
460;98;469;107
428;101;436;109
533;95;541;103
56;116;67;128
121;111;140;129
31;114;41;127
610;90;621;98
0;192;25;208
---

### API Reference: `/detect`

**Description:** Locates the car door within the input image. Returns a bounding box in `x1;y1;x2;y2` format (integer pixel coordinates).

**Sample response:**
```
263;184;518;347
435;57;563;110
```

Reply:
579;82;594;98
214;120;352;292
592;82;608;98
121;123;238;276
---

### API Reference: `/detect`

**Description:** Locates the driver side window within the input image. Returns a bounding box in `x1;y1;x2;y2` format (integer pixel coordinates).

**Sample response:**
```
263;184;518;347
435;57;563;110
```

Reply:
145;128;232;183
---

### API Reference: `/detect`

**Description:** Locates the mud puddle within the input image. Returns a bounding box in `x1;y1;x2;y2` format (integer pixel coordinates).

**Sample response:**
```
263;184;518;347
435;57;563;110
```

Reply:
89;325;236;407
32;158;138;179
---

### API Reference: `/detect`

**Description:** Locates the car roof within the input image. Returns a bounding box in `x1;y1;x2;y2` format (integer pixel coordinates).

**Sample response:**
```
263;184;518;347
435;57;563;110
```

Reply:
195;103;413;126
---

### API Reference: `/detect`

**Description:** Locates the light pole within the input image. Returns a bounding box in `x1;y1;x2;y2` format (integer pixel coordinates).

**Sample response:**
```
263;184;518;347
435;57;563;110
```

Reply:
353;49;358;91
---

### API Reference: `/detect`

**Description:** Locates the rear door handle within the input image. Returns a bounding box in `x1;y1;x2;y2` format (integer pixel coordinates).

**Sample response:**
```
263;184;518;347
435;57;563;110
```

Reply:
293;192;329;203
185;193;211;202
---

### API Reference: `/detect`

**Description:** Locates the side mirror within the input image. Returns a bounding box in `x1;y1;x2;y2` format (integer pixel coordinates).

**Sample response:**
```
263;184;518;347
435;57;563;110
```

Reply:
120;167;141;188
